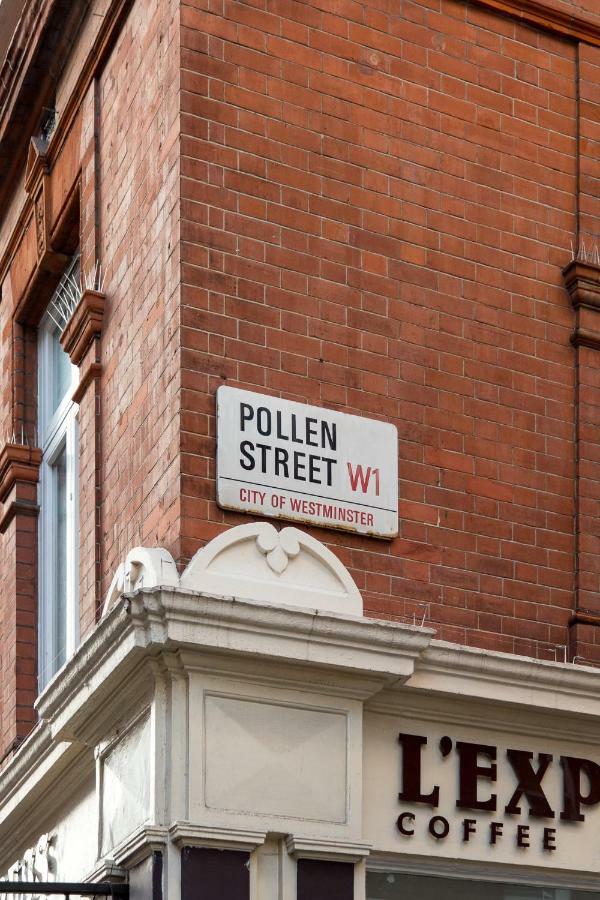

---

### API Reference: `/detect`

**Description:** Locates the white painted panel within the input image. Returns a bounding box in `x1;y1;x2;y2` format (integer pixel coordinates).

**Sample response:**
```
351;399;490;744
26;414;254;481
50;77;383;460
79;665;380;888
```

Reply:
217;386;398;538
52;777;97;880
101;713;151;855
205;695;348;822
0;776;97;884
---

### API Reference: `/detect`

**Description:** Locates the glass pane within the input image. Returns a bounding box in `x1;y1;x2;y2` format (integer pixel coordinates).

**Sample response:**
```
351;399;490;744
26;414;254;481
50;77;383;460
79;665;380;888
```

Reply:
51;326;72;417
366;873;600;900
52;444;68;674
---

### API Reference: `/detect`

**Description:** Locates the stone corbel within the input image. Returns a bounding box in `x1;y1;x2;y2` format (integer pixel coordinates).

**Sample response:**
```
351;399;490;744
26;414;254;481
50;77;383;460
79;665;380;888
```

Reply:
110;825;169;869
563;259;600;350
285;835;371;863
169;823;267;852
59;287;106;403
0;442;42;533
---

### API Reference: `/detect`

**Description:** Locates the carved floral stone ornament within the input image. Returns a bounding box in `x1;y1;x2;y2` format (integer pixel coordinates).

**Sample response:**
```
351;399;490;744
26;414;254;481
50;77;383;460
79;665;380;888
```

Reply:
103;521;363;617
255;525;300;574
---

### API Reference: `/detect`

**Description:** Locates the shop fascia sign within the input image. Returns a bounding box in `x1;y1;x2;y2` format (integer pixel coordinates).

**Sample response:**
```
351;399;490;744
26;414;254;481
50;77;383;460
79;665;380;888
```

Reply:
397;733;600;852
216;386;398;538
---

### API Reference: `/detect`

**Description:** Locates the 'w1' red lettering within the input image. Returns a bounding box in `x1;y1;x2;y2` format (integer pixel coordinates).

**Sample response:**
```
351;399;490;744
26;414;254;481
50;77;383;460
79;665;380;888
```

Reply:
347;463;380;495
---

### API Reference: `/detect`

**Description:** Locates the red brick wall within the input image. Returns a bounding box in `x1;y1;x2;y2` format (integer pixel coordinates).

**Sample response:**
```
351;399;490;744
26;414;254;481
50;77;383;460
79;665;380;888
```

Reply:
96;0;181;601
568;42;600;663
179;0;583;660
0;290;38;759
0;0;181;757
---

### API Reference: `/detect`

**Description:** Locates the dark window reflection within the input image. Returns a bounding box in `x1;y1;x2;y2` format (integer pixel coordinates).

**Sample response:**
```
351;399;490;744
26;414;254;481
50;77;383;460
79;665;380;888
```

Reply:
367;873;600;900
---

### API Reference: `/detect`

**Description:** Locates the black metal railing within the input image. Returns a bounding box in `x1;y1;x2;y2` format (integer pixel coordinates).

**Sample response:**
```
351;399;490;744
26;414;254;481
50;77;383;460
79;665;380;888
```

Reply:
0;883;128;898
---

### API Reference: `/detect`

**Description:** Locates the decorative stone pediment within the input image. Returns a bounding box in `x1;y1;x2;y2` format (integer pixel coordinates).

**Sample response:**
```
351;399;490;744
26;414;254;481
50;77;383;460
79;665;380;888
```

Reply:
102;522;363;617
181;522;363;614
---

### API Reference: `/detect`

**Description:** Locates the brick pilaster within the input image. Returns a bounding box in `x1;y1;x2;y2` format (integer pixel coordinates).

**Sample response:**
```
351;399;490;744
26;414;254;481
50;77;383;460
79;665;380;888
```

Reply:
0;443;41;760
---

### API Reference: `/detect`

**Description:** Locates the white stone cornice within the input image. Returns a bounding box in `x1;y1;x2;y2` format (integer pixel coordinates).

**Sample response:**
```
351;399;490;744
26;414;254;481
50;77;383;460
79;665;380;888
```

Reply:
407;640;600;718
34;599;134;720
169;822;267;851
0;722;53;802
32;587;600;752
136;589;433;679
33;588;432;744
34;600;141;740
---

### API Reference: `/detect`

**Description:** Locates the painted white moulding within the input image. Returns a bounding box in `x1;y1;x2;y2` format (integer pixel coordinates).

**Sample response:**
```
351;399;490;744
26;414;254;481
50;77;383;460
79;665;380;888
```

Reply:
285;834;372;863
103;521;363;618
169;823;267;852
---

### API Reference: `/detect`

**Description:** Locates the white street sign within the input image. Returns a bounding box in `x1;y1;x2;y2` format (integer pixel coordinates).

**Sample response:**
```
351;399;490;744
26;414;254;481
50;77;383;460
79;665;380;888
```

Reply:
216;386;398;539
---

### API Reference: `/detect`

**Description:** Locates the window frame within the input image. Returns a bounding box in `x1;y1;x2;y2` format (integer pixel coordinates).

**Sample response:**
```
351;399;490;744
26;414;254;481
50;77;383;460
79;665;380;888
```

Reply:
366;858;600;895
37;266;80;691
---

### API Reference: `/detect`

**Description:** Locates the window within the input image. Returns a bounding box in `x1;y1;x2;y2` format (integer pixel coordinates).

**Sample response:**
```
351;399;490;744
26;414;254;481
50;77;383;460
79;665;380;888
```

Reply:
37;254;80;689
366;872;600;900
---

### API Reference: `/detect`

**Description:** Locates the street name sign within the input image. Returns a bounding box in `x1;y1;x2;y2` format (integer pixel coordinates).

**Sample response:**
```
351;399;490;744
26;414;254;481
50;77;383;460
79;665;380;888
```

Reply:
216;386;398;538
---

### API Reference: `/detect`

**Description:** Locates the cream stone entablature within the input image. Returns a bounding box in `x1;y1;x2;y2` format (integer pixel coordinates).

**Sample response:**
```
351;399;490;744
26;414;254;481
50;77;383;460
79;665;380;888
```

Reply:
102;522;363;618
4;524;600;894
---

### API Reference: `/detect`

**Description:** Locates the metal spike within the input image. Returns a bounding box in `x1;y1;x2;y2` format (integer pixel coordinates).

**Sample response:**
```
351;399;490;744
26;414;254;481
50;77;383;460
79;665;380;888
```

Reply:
63;287;77;312
53;298;68;322
61;288;75;312
46;309;63;330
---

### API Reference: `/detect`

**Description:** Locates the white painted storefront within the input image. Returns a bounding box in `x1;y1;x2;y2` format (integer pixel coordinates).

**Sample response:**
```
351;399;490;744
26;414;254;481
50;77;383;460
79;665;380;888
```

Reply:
2;522;600;900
